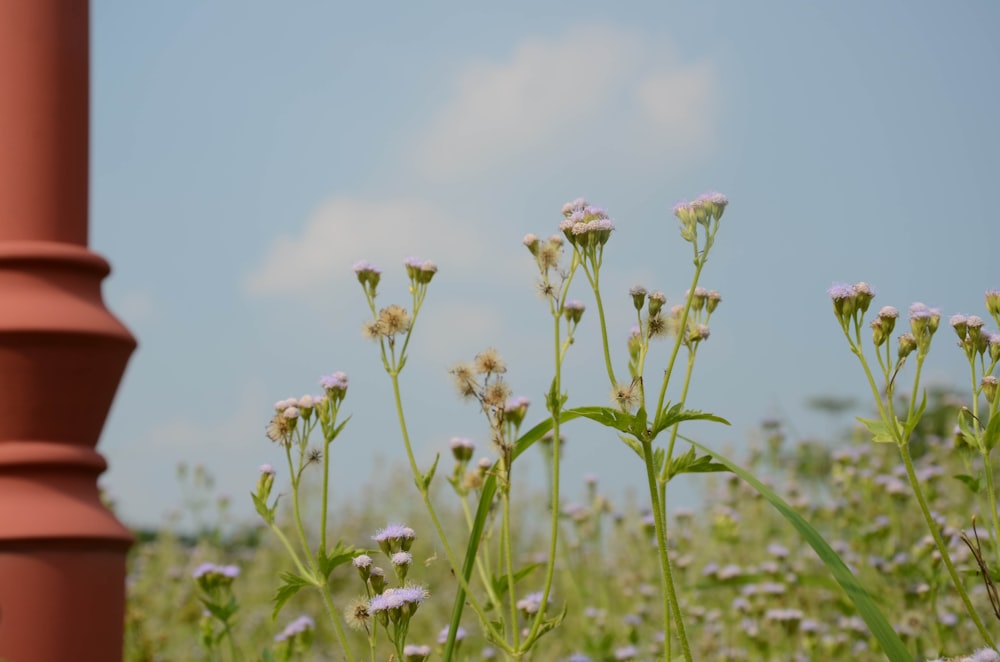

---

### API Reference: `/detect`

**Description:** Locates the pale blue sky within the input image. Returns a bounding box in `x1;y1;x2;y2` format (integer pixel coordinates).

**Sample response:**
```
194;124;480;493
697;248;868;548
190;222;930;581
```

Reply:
90;1;1000;527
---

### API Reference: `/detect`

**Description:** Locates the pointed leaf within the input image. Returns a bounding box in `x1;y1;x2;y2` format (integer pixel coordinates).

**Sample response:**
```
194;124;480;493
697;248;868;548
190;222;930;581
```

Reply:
492;562;543;599
679;434;913;662
984;413;1000;452
856;416;900;444
901;390;927;439
652;403;730;438
271;572;310;620
953;474;983;495
318;541;359;581
567;406;635;435
420;453;440;491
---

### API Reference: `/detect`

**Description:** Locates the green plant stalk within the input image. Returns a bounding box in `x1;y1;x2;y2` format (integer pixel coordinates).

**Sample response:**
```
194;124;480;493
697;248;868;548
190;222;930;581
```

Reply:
459;496;504;612
968;355;1000;555
581;261;617;388
659;350;697;490
317;583;356;662
501;487;521;650
524;308;570;648
653;255;705;430
641;438;691;662
285;445;317;576
388;372;507;656
899;441;996;649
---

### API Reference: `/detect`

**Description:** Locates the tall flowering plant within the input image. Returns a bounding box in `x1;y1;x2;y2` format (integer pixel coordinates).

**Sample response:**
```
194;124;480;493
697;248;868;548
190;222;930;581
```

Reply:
830;282;1000;651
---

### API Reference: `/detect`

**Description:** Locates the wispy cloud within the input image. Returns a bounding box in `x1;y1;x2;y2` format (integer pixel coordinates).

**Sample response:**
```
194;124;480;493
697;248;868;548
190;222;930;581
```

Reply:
411;24;717;179
243;197;489;299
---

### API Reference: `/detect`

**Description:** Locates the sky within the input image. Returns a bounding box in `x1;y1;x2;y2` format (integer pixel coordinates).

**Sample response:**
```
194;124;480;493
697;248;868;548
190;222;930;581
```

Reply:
90;1;1000;529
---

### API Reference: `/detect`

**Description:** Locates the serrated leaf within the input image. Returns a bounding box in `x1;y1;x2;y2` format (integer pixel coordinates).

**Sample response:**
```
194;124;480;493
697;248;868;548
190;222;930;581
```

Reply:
271;572;310;620
651;403;730;438
679;433;913;662
953;474;983;494
318;541;359;581
857;416;901;444
199;595;238;623
616;433;644;459
568;405;635;435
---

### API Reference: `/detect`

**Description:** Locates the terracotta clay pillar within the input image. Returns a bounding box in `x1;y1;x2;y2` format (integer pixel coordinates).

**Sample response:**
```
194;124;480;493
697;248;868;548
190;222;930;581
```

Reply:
0;1;136;660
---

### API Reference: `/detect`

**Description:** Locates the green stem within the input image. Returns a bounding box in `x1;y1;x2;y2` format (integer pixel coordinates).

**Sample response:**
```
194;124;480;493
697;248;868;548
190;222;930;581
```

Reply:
502;488;521;649
899;443;996;649
318;584;357;662
653;259;705;428
641;439;691;662
387;372;506;655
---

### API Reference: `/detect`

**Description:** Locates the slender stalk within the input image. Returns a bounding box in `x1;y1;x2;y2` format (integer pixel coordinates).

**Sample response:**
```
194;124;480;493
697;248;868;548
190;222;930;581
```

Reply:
899;443;996;649
653;258;705;428
387;372;506;654
317;583;357;662
501;489;521;649
641;439;691;661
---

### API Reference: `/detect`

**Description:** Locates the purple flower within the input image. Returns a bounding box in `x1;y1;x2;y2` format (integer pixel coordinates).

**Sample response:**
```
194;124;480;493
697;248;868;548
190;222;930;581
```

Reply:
438;625;467;644
320;371;349;390
352;554;372;569
275;615;315;642
827;283;855;301
352;259;381;275
909;302;932;320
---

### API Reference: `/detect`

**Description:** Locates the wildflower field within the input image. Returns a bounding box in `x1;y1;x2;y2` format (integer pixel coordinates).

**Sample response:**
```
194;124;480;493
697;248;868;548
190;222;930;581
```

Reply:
120;196;1000;662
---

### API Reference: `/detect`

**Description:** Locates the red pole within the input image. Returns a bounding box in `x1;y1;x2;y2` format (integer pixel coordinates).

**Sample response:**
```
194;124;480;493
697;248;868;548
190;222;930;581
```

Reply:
0;2;136;660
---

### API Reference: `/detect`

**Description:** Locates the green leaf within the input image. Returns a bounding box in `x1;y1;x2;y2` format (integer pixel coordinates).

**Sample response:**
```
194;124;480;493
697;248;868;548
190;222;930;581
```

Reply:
652;402;730;438
271;572;311;620
856;416;901;444
317;541;359;582
199;595;238;623
616;433;644;460
957;408;980;449
446;410;583;659
492;563;543;599
251;492;274;524
668;446;728;479
567;405;635;435
680;434;913;662
953;474;983;495
984;413;1000;452
420;453;440;491
901;390;927;439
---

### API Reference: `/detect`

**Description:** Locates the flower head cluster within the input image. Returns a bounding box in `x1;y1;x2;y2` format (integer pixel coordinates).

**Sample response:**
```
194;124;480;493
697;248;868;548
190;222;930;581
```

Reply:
403;644;432;662
368;584;429;625
516;591;548;616
353;260;382;296
192;562;239;592
320;371;349;401
673;192;728;242
373;523;416;555
404;256;438;285
524;232;566;275
274;615;315;644
559;198;615;249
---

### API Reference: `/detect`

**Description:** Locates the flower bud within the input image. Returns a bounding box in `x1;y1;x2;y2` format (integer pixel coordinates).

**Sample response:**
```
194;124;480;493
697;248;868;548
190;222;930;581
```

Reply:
256;464;275;501
353;554;373;582
986;289;1000;319
564;300;585;325
897;333;917;359
449;437;475;463
949;314;969;341
852;282;875;316
523;233;540;256
629;285;647;311
871;318;887;347
982;376;999;405
648;291;666;317
707;290;722;313
369;567;386;594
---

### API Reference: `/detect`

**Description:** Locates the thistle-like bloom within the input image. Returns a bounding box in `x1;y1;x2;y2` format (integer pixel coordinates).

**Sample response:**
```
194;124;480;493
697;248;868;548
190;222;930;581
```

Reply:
353;260;382;289
648;291;667;316
629;285;647;311
986;290;1000;318
256;464;275;500
320;371;349;400
373;523;416;554
523;233;540;255
989;333;1000;363
449;437;475;462
438;625;467;644
614;645;638;661
983;375;999;404
827;282;856;320
559;199;614;247
611;382;640;412
516;591;547;615
707;289;722;313
274;615;315;643
403;644;432;662
564;299;585;325
504;396;530;427
474;347;506;374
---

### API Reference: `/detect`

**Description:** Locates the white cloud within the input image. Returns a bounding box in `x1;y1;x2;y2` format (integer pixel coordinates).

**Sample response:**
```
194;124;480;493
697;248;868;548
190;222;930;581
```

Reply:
244;197;489;298
412;24;717;178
